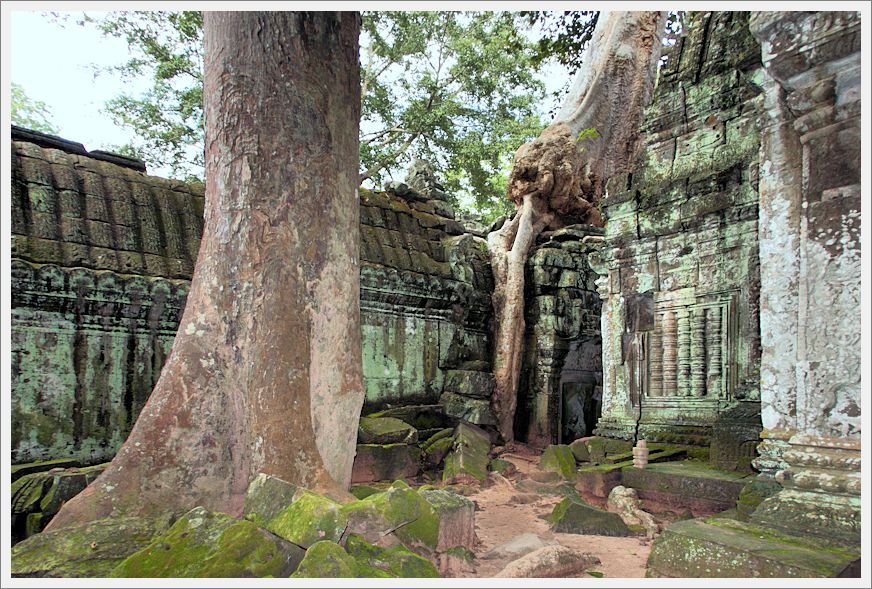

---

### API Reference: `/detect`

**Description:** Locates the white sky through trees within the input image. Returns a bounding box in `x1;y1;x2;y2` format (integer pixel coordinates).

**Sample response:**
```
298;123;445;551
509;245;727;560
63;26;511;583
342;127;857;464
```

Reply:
7;8;572;181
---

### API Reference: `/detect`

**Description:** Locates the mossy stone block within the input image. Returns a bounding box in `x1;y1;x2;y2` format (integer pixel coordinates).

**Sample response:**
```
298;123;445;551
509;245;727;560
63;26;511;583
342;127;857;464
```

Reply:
647;517;860;577
488;458;516;476
351;443;421;484
243;473;298;528
343;481;440;551
113;507;304;578
267;492;346;548
569;439;590;462
539;445;577;479
358;416;418;445
549;496;631;536
442;422;491;484
443;369;495;399
291;541;357;578
12;516;164;577
440;392;496;426
345;534;439;578
420;489;476;550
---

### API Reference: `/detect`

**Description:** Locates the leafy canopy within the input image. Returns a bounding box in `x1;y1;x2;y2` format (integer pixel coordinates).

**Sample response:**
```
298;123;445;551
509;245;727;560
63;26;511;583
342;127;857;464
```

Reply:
75;11;548;217
11;82;59;134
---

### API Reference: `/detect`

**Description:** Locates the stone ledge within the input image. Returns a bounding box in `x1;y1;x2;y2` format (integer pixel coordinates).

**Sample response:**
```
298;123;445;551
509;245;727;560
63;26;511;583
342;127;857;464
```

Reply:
647;517;860;577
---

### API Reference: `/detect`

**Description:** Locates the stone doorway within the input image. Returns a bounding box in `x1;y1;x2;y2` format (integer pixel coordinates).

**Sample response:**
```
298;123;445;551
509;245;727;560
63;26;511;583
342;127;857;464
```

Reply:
558;378;601;444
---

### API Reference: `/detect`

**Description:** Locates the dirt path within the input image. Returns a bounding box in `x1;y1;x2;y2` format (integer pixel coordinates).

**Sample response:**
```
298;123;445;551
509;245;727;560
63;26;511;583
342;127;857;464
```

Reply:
462;449;651;578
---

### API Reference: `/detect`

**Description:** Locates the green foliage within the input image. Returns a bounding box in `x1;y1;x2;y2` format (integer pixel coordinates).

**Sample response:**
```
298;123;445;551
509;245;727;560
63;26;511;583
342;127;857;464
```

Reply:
11;83;59;134
77;11;547;215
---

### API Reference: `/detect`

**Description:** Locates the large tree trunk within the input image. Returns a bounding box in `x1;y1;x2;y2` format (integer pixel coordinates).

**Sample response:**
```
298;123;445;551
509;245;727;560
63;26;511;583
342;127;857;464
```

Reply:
47;12;363;530
489;12;666;443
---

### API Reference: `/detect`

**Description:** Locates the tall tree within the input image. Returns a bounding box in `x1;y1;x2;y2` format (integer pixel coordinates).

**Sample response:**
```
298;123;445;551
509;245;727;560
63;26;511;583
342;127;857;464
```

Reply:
47;11;363;529
77;10;544;214
488;11;667;443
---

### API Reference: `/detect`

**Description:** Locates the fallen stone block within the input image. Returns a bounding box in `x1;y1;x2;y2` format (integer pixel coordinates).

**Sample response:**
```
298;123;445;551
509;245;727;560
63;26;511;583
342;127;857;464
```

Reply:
495;545;600;578
569;439;590;462
12;516;167;577
243;473;298;527
113;507;304;578
344;533;439;578
267;491;346;548
443;369;495;399
420;489;477;551
358;416;418;445
291;540;358;578
549;495;631;536
482;532;558;560
538;444;577;479
440;392;496;426
647;517;861;577
442;422;491;484
352;443;421;484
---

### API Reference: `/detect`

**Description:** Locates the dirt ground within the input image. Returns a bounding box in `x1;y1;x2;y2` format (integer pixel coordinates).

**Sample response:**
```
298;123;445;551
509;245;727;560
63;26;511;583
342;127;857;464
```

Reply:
461;447;651;578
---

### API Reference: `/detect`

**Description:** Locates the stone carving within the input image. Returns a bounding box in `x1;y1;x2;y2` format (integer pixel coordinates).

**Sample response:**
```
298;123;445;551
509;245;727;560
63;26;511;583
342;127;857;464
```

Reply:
632;440;649;469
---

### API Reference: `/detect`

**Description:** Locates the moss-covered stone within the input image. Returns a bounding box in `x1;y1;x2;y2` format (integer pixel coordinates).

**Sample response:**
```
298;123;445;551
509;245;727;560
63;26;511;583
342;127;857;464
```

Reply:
267;492;346;548
349;483;390;500
420;489;476;550
351;443;421;483
647;517;861;577
488;458;516;476
442;369;495;399
539;445;577;479
345;534;439;578
343;481;440;552
735;476;782;522
549;496;631;536
439;391;496;426
358;416;418;445
442;422;491;484
112;507;304;578
291;541;358;578
12;516;165;577
242;473;298;528
569;439;590;462
421;431;454;467
584;437;633;463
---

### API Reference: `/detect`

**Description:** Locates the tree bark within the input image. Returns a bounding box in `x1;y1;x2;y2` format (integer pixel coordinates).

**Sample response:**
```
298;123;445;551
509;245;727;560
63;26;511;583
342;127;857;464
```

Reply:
489;12;666;443
47;11;363;529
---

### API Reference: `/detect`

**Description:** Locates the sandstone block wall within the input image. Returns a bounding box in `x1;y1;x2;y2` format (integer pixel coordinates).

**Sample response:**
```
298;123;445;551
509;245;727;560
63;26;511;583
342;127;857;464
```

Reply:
10;128;493;464
594;12;764;469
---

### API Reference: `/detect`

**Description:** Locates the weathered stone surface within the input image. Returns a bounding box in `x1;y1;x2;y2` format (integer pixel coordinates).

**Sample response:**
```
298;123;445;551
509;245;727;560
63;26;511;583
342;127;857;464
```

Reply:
10;129;492;464
11;464;107;543
358;416;418;445
420;428;454;467
343;481;439;552
439;391;496;426
606;485;658;538
549;495;631;536
482;533;558;561
442;369;495;399
595;11;764;454
620;461;751;516
291;541;358;578
648;517;860;577
419;489;476;551
344;534;439;578
112;507;304;578
538;444;577;479
11;516;166;577
495;545;600;578
242;473;298;528
267;492;346;549
351;443;421;484
488;458;517;476
568;439;590;462
442;422;491;484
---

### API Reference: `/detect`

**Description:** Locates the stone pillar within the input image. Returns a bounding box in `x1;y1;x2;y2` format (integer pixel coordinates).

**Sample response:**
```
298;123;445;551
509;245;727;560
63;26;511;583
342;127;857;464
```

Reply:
690;308;707;397
661;310;678;396
749;11;861;545
676;309;691;396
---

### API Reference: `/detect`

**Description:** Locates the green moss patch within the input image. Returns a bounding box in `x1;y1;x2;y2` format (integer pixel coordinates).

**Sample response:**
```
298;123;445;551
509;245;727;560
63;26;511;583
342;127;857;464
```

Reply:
242;473;298;528
267;492;346;548
343;481;439;552
112;507;304;578
549;496;631;536
291;541;357;578
539;445;577;479
358;416;418;445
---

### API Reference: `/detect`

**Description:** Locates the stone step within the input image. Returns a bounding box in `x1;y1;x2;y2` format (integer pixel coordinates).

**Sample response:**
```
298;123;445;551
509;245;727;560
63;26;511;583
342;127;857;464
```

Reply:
648;517;861;577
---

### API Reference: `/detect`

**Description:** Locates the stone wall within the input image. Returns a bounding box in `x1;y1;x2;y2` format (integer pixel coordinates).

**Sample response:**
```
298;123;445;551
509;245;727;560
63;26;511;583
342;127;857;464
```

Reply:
748;10;861;545
10;127;492;464
593;12;764;468
517;226;604;448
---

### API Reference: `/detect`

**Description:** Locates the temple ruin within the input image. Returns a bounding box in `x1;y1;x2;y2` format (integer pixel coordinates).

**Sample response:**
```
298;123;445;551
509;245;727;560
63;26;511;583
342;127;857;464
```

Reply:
8;10;863;580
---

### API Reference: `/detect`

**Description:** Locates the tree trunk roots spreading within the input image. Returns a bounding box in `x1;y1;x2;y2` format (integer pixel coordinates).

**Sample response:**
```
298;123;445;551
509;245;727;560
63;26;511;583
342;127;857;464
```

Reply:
488;12;667;443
